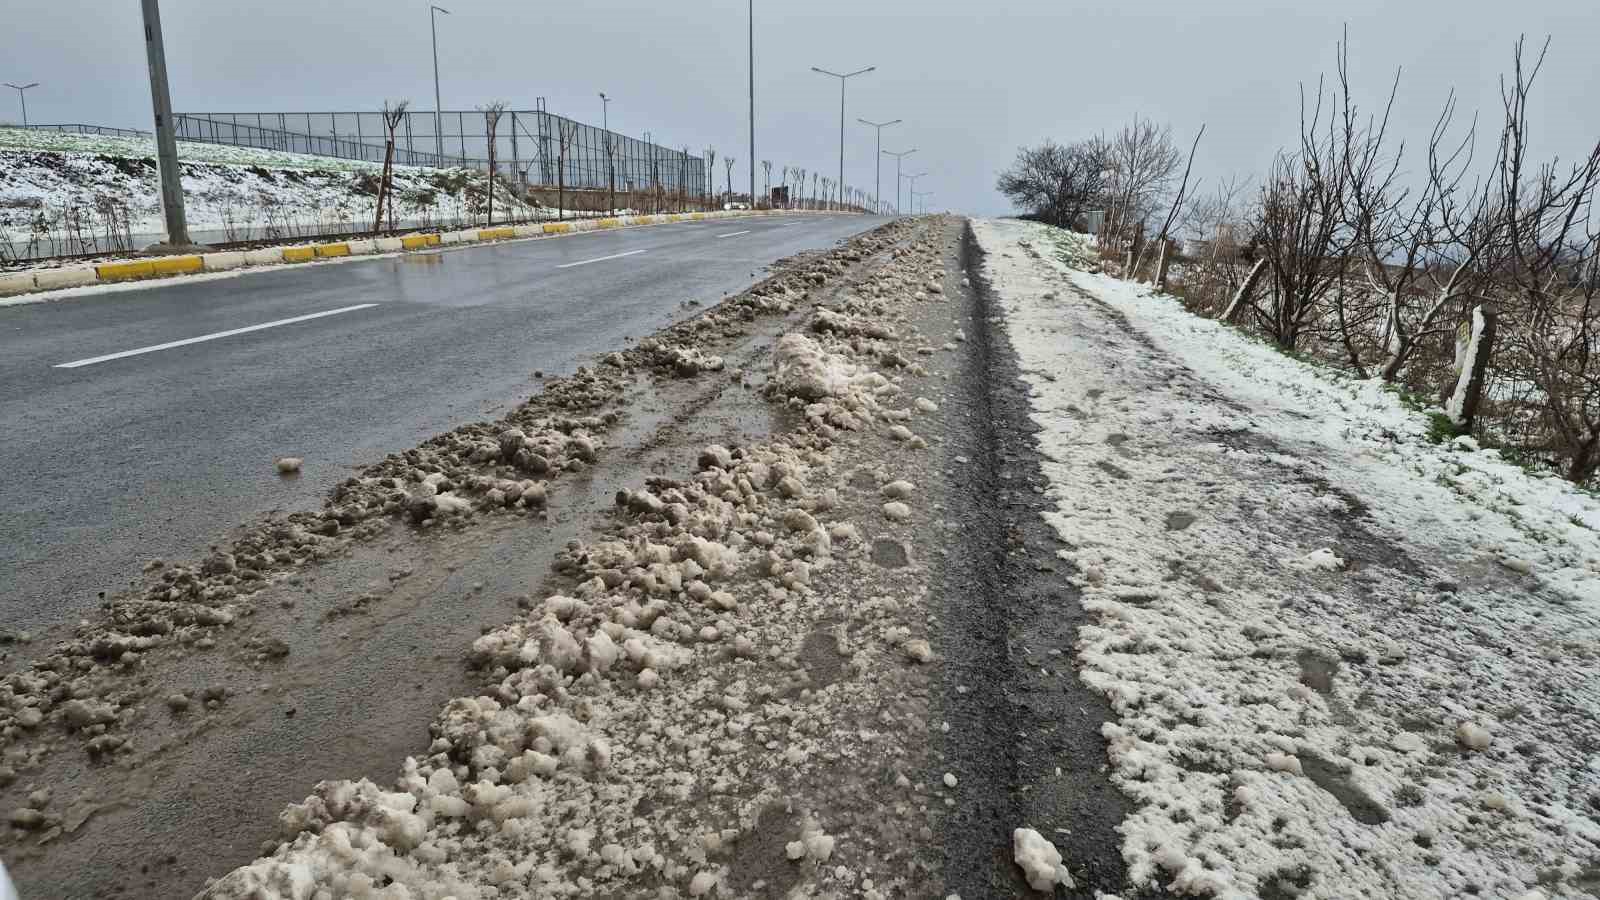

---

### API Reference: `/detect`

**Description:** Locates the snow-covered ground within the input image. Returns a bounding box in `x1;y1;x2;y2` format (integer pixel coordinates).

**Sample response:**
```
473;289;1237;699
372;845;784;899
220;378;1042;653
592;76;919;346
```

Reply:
0;126;545;259
975;218;1600;899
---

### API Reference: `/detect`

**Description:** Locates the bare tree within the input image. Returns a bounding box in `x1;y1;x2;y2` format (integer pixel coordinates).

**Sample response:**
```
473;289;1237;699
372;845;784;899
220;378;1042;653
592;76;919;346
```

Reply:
481;102;508;225
1145;124;1206;285
1102;117;1183;245
723;156;736;206
705;148;716;210
374;100;410;233
557;119;577;221
761;160;772;208
781;165;791;208
1491;37;1600;481
995;139;1108;229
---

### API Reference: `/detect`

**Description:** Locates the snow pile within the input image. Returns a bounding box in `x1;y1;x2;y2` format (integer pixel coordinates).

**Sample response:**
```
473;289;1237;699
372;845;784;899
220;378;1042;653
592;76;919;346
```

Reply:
1013;827;1074;892
975;218;1600;899
198;217;955;898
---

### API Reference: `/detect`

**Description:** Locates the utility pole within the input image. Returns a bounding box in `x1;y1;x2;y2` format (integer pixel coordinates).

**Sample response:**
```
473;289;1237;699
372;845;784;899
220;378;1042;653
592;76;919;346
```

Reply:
857;118;899;215
139;0;193;249
811;65;874;211
882;148;916;216
4;82;38;128
748;0;755;208
430;5;450;161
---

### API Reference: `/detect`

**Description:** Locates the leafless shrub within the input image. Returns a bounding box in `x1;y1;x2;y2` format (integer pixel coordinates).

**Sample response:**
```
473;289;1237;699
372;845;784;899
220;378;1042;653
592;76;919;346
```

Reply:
995;138;1108;230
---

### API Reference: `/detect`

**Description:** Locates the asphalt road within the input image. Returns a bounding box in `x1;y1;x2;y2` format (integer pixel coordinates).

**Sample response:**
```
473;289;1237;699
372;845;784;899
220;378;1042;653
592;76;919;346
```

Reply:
0;214;885;636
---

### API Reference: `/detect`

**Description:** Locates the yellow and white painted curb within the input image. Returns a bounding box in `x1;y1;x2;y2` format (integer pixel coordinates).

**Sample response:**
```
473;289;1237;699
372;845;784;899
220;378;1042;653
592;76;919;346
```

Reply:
0;209;843;301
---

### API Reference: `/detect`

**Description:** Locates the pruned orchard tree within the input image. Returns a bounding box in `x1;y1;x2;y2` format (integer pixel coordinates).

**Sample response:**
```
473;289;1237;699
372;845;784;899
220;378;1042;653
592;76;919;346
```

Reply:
557;118;577;221
1490;37;1600;482
995;138;1108;229
481;102;508;225
374;100;410;233
706;148;717;208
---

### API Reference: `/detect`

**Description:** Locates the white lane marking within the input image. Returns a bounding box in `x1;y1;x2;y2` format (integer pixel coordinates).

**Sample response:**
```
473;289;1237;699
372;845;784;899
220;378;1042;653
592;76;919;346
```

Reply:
54;304;379;369
555;248;648;269
777;221;803;227
716;230;752;238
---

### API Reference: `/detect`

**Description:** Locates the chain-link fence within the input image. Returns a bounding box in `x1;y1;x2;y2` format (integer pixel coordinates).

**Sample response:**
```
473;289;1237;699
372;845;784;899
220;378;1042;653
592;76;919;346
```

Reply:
172;108;706;198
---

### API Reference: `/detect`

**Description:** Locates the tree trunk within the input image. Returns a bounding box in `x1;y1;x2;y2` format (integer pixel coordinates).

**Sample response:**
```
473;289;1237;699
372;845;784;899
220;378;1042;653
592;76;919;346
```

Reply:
1445;305;1496;431
374;138;395;233
1222;257;1268;323
1569;427;1600;485
1155;241;1171;289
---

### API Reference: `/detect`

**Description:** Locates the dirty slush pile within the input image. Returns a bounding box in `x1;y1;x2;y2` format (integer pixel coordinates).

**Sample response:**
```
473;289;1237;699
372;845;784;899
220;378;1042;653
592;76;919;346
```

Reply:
191;217;964;899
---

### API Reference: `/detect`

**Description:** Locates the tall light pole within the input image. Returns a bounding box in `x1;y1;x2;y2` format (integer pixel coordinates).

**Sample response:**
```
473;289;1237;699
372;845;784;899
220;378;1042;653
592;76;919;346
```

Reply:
903;171;928;216
857;117;899;215
139;0;192;248
599;92;613;213
882;148;916;215
430;5;450;161
748;0;755;208
914;190;934;214
810;65;874;211
4;82;38;128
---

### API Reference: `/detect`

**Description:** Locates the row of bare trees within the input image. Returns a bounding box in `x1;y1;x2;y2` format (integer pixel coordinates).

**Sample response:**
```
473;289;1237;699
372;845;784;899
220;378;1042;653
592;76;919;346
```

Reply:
1042;35;1599;484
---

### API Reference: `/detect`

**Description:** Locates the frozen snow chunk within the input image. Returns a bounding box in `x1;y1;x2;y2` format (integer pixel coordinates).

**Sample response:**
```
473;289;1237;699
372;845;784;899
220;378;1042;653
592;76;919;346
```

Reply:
914;397;939;413
1265;752;1303;775
785;840;806;861
1298;548;1345;571
1013;828;1074;891
689;870;718;896
903;639;934;663
880;480;916;499
942;772;958;788
698;444;734;470
888;424;915;442
804;834;835;862
883;501;912;522
275;456;303;475
587;631;620;672
1456;721;1492;751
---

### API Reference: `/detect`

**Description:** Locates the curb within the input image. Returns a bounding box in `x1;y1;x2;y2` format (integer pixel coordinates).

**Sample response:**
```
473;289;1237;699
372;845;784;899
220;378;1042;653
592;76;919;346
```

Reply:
0;209;845;300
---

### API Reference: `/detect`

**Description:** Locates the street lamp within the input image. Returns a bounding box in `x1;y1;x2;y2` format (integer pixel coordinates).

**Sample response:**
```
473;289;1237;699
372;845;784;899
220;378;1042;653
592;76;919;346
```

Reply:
599;92;613;213
748;0;755;209
903;171;928;216
810;65;874;211
4;82;38;128
139;0;192;248
429;5;450;161
881;148;916;215
857;117;899;215
914;190;934;214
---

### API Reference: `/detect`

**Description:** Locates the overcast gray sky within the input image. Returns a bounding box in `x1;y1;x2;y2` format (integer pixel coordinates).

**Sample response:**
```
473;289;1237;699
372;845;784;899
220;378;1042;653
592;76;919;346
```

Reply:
5;0;1597;215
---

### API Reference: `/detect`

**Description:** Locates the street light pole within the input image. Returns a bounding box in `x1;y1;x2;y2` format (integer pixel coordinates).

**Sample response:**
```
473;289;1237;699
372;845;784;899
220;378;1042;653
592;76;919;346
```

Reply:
857;117;899;215
599;92;614;213
904;171;928;216
810;65;874;211
881;148;916;215
748;0;755;208
3;82;38;128
430;5;450;161
139;0;192;248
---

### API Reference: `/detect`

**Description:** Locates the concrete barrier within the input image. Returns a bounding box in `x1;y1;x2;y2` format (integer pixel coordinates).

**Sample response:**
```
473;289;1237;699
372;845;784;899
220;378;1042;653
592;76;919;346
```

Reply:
33;267;97;290
151;256;204;276
0;272;36;297
243;248;284;266
346;239;377;256
314;243;351;258
203;251;247;271
399;235;430;250
96;260;157;282
477;227;515;241
282;246;317;263
512;225;540;238
374;237;404;252
543;223;571;235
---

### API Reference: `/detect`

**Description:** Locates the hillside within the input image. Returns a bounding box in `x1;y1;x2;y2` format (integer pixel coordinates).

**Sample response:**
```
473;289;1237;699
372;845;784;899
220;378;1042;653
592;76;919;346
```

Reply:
0;127;540;259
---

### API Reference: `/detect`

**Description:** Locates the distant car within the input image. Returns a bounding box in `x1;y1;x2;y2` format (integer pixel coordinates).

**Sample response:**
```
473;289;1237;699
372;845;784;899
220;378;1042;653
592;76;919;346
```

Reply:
722;202;750;211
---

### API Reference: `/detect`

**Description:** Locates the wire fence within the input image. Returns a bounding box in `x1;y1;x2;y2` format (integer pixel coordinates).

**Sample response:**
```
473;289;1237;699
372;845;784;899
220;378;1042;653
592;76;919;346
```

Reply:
28;123;152;138
172;108;707;197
